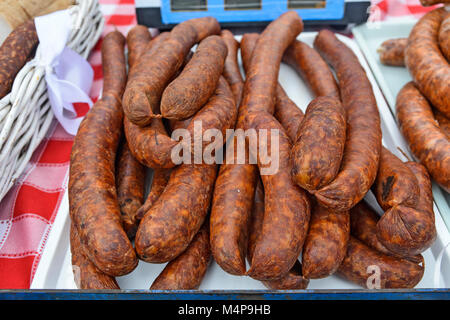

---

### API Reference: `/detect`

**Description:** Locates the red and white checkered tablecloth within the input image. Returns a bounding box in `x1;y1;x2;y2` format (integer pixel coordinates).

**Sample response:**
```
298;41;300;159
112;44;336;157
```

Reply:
0;0;443;289
0;0;137;289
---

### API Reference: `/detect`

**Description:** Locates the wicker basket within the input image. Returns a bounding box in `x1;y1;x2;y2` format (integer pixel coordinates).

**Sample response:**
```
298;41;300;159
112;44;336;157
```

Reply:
0;0;104;202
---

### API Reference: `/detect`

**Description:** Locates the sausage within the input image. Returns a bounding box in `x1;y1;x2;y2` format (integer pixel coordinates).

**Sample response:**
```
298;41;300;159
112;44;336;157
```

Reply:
313;30;382;212
69;31;138;276
302;203;350;279
135;78;237;263
274;85;304;142
248;179;309;290
239;12;310;281
377;161;437;256
373;147;419;211
291;96;346;192
221;30;244;105
116;142;146;239
283;40;340;99
377;38;407;67
150;221;211;290
161;35;227;120
70;224;119;290
439;12;450;62
135;168;171;222
115;26;152;239
420;0;450;6
125;77;235;169
123;17;220;126
396;82;450;192
337;237;424;289
434;108;450;139
126;25;152;70
350;200;424;264
405;7;450;118
0;19;38;99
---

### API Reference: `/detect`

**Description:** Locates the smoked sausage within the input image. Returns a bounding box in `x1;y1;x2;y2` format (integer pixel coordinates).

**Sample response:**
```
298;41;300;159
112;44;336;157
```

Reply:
221;30;244;105
123;17;220;126
69;31;138;276
313;29;382;212
150;222;211;290
405;7;450;118
439;12;450;62
377;38;407;67
161;35;227;120
434;108;450;139
126;25;152;71
396;81;450;192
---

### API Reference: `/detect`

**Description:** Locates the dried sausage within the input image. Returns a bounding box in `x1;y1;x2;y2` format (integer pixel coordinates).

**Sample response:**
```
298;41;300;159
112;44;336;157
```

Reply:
221;30;244;105
377;38;407;67
126;25;152;70
396;81;450;192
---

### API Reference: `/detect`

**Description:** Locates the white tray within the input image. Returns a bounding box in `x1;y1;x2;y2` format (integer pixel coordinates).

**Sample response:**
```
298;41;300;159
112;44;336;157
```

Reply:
30;32;450;290
352;21;450;233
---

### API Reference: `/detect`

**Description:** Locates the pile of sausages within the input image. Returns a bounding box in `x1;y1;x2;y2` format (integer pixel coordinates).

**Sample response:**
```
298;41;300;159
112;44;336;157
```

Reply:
377;4;450;194
68;11;436;290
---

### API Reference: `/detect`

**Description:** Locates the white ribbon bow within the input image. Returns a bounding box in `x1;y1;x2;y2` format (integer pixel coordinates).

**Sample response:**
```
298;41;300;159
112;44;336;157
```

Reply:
34;9;94;136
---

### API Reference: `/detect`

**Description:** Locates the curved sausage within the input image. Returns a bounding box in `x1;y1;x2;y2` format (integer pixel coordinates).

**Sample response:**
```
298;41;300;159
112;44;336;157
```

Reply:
373;147;419;211
123;17;220;126
405;7;450;118
221;30;244;105
239;12;309;281
0;20;38;99
337;237;424;289
126;25;152;70
350;200;424;264
150;222;211;290
135;168;171;222
313;29;382;212
135;79;237;263
125;77;235;169
396;81;450;192
302;203;350;279
274;85;304;142
161;35;227;120
70;224;119;290
377;38;407;67
283;40;340;99
439;12;450;62
291;96;346;192
69;31;138;276
377;161;437;256
248;180;309;290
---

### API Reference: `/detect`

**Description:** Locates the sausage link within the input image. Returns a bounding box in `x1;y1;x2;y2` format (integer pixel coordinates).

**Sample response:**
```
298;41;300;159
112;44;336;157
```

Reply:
405;7;450;118
70;224;119;290
396;81;450;192
377;161;437;256
123;17;220;126
161;35;227;120
116;142;146;239
337;237;424;289
313;30;382;212
136;79;237;263
221;30;244;105
283;40;340;99
373;147;420;211
248;179;309;289
302;203;350;279
350;200;424;264
238;13;309;281
126;25;152;70
135;168;171;222
69;31;137;276
291;96;346;192
434;108;450;139
377;38;407;67
439;12;450;62
0;20;38;99
150;222;211;290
